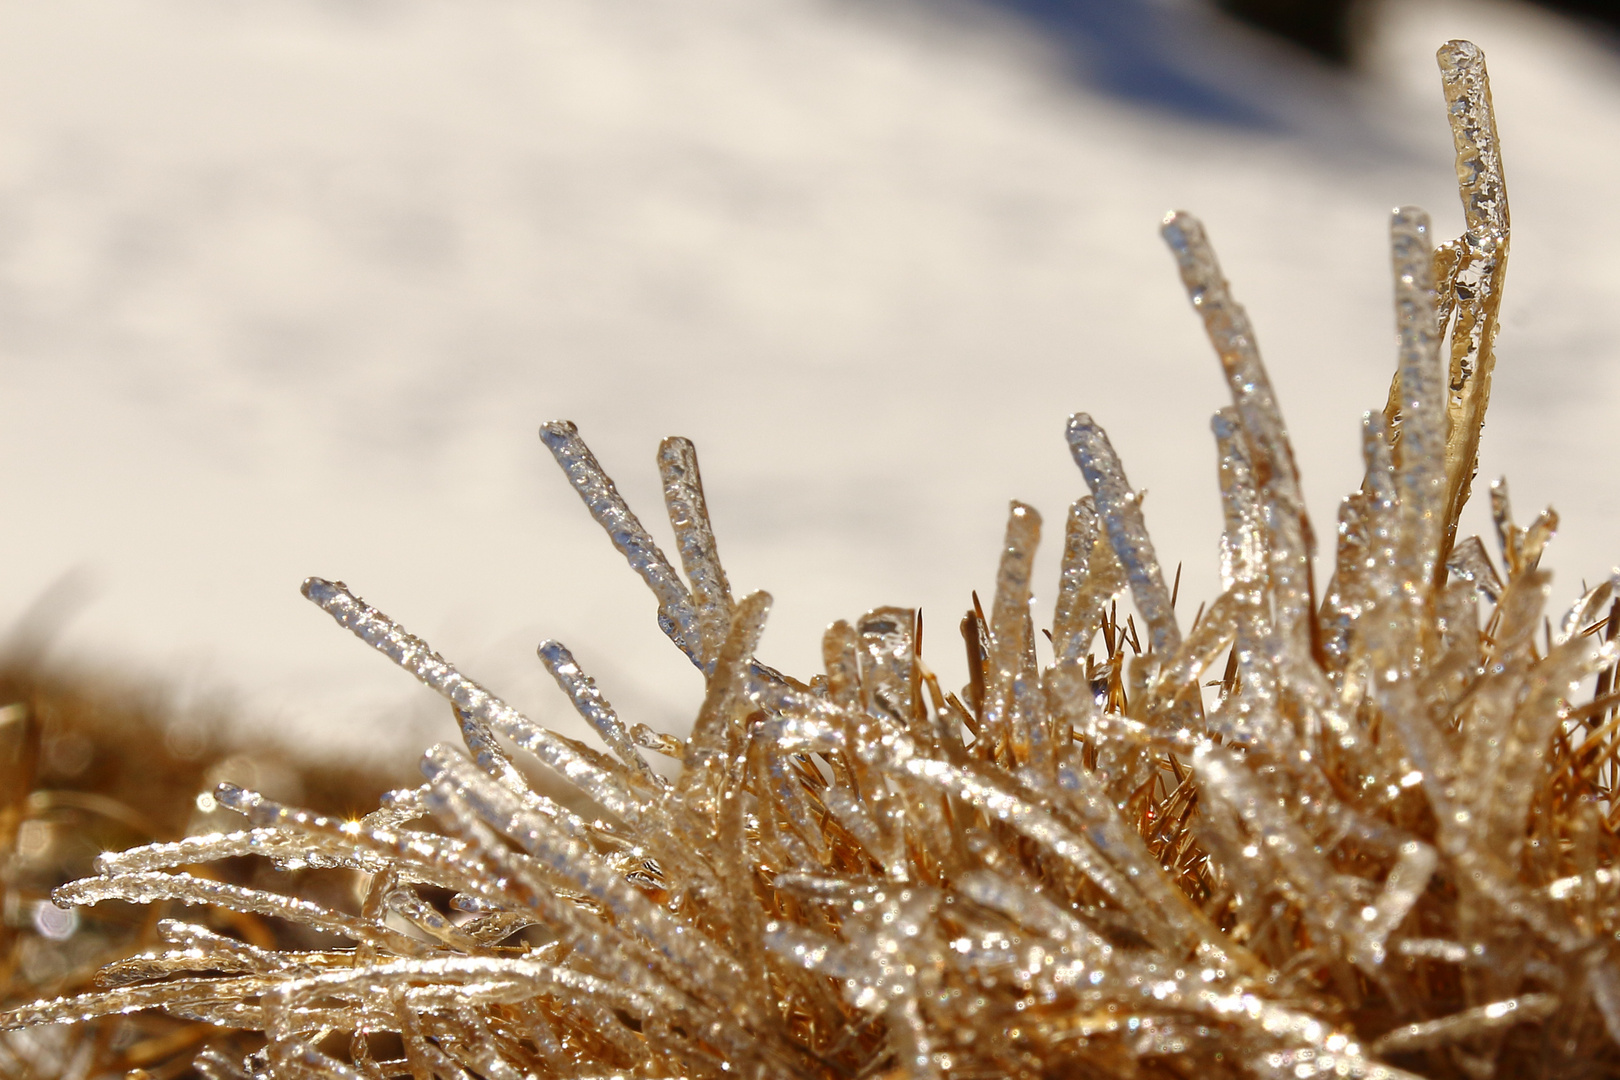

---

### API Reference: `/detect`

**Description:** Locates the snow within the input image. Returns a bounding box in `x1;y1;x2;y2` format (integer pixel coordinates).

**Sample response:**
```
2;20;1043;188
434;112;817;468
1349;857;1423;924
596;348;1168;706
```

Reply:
0;0;1615;761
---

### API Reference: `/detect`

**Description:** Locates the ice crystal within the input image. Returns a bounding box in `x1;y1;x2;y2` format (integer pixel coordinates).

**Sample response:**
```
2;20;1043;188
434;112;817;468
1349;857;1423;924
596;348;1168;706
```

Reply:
7;39;1620;1079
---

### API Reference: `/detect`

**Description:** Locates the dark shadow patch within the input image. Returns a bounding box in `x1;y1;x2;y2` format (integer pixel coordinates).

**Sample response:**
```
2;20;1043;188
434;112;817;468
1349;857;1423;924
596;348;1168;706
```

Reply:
973;0;1284;128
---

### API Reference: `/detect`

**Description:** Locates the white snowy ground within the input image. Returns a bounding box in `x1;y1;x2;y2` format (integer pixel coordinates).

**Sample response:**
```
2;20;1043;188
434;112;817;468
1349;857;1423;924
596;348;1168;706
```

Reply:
0;0;1616;767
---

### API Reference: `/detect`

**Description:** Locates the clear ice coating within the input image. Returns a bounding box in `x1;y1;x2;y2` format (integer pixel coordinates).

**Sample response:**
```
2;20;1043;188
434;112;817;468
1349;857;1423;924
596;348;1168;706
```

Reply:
8;39;1620;1080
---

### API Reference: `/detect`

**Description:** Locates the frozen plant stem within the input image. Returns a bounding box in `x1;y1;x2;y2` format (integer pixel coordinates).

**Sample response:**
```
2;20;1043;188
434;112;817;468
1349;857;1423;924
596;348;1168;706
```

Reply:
8;39;1620;1080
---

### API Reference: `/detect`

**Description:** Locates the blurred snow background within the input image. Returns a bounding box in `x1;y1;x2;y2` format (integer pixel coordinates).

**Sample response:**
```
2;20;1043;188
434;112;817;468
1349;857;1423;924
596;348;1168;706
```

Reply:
1;0;1617;765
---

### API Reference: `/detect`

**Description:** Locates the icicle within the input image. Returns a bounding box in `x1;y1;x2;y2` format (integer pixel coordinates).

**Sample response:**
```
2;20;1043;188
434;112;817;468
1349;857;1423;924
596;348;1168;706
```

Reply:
1065;414;1180;657
540;421;702;666
536;639;663;788
658;435;735;669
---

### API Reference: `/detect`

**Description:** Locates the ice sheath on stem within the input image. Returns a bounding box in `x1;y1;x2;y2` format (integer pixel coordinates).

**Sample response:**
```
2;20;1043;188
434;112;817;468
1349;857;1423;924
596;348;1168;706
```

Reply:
8;38;1620;1080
